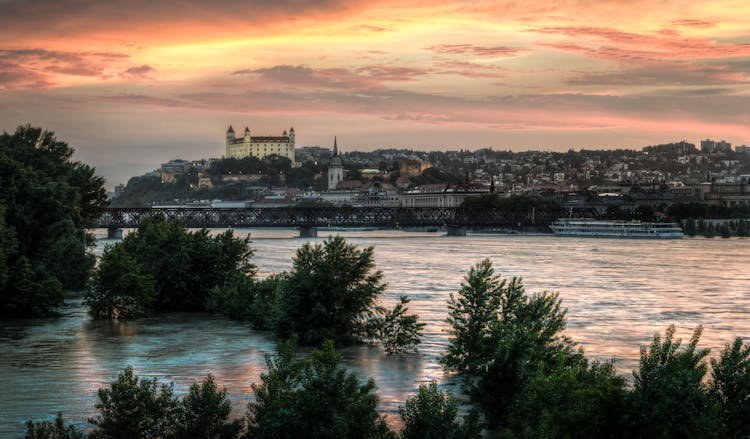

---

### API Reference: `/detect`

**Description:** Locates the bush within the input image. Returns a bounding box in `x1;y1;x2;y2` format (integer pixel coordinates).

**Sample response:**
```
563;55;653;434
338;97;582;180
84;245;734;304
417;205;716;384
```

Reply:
25;413;84;439
444;259;577;427
175;375;242;439
208;273;282;330
275;236;387;345
711;337;750;438
0;126;106;318
631;325;719;439
507;358;629;438
399;382;484;439
85;245;154;320
88;366;180;439
375;296;425;354
247;339;395;438
85;216;255;317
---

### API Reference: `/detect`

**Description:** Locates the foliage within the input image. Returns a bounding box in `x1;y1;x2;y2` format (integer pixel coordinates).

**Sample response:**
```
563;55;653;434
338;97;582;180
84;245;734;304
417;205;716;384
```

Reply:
85;245;155;319
631;325;719;439
25;413;85;439
399;382;484;439
375;296;425;354
710;337;750;439
175;375;243;439
443;259;504;374
247;339;395;439
684;218;697;236
85;215;255;315
0;125;106;317
443;259;577;427
507;358;629;439
275;236;387;345
89;366;180;439
208;273;282;330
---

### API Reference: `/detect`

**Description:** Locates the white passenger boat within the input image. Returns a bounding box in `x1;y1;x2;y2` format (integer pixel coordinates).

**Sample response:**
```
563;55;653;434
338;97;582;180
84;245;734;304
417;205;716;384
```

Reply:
549;218;684;239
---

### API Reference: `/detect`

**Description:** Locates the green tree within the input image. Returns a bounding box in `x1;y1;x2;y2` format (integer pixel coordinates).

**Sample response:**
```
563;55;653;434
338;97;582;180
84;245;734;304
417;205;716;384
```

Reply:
443;260;577;427
684;218;697;237
711;338;750;439
0;125;106;307
175;375;243;439
399;382;484;439
85;245;155;320
115;215;255;312
737;219;749;237
247;339;395;439
631;325;719;439
89;366;180;439
720;223;732;238
24;413;85;439
208;273;282;330
507;358;629;439
704;222;716;238
375;296;425;354
443;259;504;374
275;236;386;345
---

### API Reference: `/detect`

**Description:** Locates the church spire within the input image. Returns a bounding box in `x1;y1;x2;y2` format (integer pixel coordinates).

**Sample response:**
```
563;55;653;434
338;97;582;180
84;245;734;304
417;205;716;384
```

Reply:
333;136;338;156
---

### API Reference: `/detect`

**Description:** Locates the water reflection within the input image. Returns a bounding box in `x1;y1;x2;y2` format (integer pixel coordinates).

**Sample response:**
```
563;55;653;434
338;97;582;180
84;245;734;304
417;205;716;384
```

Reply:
1;232;749;436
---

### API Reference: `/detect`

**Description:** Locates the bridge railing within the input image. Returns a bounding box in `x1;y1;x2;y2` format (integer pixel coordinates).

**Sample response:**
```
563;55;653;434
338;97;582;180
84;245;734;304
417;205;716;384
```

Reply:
95;206;586;229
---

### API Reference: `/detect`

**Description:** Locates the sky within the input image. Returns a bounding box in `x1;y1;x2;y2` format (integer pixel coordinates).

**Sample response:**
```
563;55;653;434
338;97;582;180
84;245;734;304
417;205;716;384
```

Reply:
1;0;750;187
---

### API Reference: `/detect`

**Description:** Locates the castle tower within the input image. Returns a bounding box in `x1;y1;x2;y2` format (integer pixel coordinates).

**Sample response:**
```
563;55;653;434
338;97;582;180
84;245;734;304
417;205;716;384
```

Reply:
243;126;251;143
289;127;295;145
225;126;235;156
328;136;343;190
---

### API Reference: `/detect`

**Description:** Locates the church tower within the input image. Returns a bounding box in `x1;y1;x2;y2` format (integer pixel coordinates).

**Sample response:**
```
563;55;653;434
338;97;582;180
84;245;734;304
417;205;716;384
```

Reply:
328;136;343;190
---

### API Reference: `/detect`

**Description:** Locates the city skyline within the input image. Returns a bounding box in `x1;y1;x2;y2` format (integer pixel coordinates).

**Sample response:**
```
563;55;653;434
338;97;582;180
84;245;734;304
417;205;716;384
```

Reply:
2;0;750;185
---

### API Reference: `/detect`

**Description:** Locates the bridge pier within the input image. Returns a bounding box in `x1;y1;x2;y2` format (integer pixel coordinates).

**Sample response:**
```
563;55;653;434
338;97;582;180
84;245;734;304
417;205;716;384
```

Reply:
446;225;467;237
299;226;318;238
107;227;123;239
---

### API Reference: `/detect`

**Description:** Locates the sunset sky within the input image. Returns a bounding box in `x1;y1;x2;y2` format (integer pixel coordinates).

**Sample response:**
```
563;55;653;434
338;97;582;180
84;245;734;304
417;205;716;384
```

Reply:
2;0;750;186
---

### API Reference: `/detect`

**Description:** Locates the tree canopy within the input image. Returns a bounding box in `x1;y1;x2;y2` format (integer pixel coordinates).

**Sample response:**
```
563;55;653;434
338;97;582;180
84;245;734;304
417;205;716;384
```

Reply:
0;125;106;318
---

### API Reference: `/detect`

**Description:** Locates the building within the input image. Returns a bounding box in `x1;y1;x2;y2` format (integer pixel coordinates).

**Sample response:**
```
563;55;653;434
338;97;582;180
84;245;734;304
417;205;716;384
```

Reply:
225;125;295;161
401;183;490;207
737;145;750;154
701;139;715;153
328;137;344;190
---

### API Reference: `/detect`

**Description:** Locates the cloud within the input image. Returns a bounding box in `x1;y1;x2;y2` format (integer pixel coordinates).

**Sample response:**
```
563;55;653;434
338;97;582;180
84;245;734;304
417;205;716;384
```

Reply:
0;48;131;89
0;0;380;43
433;60;507;78
356;65;430;81
122;64;156;78
532;26;750;61
427;44;528;57
567;63;750;87
670;19;716;28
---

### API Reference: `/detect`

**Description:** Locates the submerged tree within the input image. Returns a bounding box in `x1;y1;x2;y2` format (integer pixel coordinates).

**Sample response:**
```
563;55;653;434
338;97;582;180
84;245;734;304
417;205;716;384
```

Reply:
85;245;154;319
247;339;394;439
276;236;413;347
375;296;425;354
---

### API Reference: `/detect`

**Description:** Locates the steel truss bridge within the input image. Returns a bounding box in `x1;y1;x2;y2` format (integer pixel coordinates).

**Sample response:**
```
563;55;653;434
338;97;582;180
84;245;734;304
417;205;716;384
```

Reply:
96;206;590;231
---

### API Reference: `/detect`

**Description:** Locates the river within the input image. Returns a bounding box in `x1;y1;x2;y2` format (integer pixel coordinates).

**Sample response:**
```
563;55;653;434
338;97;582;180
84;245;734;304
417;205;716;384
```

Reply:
1;230;748;436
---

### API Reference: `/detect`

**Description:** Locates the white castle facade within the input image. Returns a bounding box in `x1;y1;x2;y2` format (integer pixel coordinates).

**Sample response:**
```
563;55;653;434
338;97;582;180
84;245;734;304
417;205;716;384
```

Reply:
225;125;295;161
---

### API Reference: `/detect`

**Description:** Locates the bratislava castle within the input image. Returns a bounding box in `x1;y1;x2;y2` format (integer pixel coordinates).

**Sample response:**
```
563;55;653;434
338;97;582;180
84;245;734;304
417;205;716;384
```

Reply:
225;125;295;161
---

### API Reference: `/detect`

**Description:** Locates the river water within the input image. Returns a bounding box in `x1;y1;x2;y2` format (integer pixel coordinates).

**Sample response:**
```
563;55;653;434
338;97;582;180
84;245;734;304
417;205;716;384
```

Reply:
1;230;748;436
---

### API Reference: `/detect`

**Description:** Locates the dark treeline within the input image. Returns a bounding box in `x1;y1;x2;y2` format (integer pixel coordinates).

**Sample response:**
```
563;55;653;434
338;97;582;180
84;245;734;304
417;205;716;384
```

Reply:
0;126;107;318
